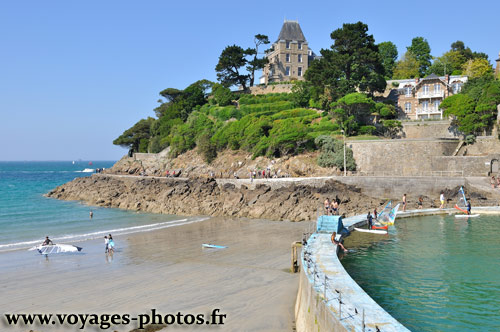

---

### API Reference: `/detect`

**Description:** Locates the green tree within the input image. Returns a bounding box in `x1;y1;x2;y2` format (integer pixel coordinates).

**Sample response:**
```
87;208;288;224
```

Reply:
305;21;386;101
441;76;500;135
407;37;432;76
212;83;233;106
113;117;155;153
462;58;493;79
291;81;313;107
314;135;356;171
330;93;375;136
393;51;420;79
215;45;251;90
378;41;398;79
246;34;270;87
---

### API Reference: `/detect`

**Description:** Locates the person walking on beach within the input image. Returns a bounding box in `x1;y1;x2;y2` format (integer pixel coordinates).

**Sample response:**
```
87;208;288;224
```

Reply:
331;232;347;252
402;194;407;212
440;192;445;209
104;236;109;253
108;234;115;253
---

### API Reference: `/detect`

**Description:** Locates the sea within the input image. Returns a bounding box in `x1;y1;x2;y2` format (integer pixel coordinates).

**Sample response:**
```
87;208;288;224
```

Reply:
0;161;205;253
341;214;500;332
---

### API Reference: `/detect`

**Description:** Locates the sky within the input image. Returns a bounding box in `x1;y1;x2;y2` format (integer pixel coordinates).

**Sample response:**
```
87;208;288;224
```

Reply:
1;0;499;161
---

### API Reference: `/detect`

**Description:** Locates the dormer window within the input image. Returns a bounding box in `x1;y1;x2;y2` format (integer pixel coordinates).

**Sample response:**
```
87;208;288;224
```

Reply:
298;42;302;50
405;86;412;97
286;40;290;49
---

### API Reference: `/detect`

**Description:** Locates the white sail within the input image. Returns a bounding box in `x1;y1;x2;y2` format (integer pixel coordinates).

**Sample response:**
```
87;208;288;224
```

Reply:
29;244;82;255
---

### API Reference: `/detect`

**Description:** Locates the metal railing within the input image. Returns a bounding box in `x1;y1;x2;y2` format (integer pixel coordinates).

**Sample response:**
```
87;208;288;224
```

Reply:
416;107;442;114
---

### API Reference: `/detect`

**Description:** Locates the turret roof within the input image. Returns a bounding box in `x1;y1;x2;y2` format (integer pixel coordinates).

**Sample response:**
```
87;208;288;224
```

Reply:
276;20;306;42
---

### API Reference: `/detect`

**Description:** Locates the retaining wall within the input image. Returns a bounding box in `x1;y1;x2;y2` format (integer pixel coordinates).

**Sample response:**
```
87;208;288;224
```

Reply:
401;120;460;139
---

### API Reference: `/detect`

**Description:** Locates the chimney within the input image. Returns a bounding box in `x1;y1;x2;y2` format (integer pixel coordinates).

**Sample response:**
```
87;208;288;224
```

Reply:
415;77;419;83
445;74;449;83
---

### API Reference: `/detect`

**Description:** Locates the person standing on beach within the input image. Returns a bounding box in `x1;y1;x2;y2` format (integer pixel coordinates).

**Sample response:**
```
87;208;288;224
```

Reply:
418;196;423;209
108;234;115;253
104;236;109;253
491;176;496;188
373;208;378;219
402;194;407;212
332;200;339;215
440;192;445;209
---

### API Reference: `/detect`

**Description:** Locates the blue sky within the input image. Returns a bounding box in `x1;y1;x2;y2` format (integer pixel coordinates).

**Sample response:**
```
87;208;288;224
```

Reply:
1;0;498;161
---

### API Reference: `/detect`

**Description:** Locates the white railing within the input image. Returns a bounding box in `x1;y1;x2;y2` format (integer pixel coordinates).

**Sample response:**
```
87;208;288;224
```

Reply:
417;91;444;98
416;107;442;115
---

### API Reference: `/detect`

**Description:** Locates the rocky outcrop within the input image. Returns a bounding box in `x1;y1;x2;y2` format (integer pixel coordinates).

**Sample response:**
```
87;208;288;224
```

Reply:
46;175;388;222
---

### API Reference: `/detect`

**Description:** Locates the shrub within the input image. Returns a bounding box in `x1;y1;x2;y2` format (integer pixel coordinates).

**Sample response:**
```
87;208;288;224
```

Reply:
464;134;476;145
358;125;376;135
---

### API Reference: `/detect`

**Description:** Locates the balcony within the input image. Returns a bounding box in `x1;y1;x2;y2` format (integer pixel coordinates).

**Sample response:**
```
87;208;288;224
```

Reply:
417;90;444;99
416;107;442;119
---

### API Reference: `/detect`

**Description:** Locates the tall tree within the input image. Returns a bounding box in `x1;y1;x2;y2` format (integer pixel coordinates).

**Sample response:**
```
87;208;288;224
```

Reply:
393;51;420;79
407;37;432;76
378;41;398;79
246;34;270;87
113;117;155;153
215;45;250;90
305;21;386;101
462;58;493;79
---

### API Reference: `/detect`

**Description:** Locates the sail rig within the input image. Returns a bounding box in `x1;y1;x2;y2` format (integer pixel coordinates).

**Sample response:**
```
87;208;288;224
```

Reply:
454;186;468;214
378;204;400;226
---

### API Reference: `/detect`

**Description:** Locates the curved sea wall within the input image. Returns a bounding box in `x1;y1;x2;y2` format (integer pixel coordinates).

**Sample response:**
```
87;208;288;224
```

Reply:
295;207;500;331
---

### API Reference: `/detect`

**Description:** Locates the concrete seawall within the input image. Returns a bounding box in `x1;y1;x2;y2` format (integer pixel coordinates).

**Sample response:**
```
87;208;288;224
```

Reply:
295;207;500;331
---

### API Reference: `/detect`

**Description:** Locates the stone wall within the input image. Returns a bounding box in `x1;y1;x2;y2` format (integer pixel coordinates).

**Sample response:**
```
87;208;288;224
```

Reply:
249;84;293;95
402;121;460;139
462;137;500;156
348;139;459;175
432;155;500;177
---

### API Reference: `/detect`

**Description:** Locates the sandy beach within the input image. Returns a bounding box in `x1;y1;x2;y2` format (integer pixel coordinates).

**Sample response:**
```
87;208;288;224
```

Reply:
0;217;308;332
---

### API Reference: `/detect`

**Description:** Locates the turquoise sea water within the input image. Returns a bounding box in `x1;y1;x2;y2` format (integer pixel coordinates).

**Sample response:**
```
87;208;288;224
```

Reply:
341;214;500;332
0;161;204;252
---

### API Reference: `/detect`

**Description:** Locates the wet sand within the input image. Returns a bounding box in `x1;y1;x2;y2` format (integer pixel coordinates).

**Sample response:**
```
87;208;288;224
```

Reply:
0;217;307;331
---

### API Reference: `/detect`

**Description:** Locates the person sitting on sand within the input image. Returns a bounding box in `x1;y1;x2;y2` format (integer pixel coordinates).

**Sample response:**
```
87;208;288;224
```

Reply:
331;231;347;252
42;236;53;246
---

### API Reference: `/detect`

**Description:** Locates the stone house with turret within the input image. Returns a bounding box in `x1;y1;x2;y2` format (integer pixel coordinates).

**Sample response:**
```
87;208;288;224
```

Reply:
261;20;317;85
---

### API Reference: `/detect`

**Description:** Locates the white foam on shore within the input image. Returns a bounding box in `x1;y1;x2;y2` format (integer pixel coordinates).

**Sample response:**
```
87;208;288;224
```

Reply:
0;216;209;253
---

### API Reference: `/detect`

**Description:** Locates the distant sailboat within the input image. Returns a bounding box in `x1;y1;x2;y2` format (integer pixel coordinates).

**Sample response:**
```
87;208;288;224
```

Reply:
72;161;75;165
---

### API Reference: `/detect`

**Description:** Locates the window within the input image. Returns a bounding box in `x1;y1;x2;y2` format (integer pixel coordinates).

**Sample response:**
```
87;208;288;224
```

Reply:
298;42;302;50
286;53;290;62
434;100;441;110
298;67;302;77
422;101;429;110
298;54;302;63
285;66;290;76
434;84;441;93
405;102;412;113
405;86;412;97
286;40;290;49
422;85;429;95
452;83;462;93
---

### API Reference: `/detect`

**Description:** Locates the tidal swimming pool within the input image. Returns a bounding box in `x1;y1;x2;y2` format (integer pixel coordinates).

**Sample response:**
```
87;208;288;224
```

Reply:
341;214;500;332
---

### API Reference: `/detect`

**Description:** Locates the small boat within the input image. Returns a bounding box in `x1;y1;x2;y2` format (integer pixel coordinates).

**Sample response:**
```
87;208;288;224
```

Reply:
455;214;480;219
354;228;388;235
202;243;227;249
